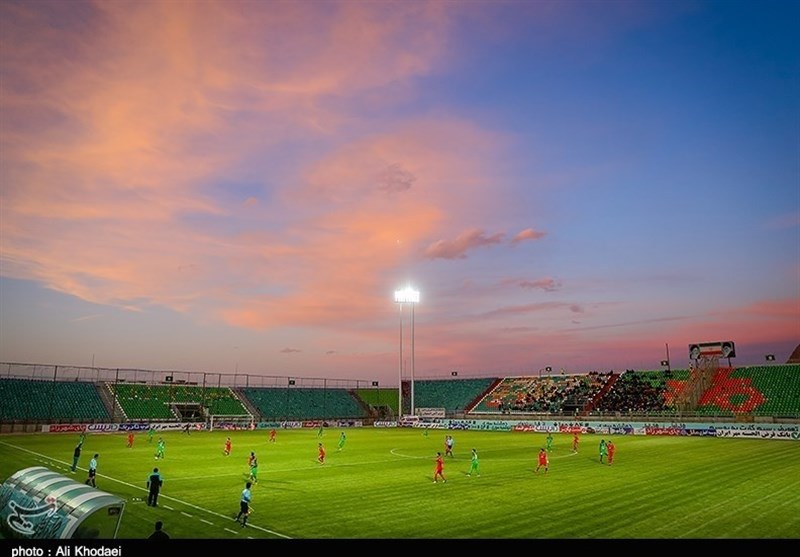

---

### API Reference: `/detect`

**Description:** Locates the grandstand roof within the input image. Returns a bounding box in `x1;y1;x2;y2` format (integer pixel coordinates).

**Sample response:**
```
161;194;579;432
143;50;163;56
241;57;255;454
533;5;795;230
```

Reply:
788;343;800;364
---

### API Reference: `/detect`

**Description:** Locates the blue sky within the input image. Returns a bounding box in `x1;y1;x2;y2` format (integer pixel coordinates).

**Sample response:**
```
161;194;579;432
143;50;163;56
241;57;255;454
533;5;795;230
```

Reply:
1;0;797;385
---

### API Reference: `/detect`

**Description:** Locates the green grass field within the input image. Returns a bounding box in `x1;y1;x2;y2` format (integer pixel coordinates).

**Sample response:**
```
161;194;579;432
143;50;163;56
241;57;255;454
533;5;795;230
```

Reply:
1;427;799;539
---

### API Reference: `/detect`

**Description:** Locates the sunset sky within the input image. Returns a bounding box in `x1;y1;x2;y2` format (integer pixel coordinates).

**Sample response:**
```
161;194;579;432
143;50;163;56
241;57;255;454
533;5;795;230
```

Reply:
1;0;798;386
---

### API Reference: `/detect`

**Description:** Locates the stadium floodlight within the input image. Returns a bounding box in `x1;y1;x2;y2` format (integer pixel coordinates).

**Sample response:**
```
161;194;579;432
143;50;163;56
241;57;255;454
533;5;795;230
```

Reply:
394;286;420;418
394;287;420;305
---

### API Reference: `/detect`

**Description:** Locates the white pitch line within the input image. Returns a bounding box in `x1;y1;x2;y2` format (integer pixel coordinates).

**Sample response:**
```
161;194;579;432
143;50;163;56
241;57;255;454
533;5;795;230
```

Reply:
167;472;245;482
224;528;239;534
166;453;437;480
200;519;213;526
0;440;291;539
389;447;576;463
163;505;174;510
180;512;193;518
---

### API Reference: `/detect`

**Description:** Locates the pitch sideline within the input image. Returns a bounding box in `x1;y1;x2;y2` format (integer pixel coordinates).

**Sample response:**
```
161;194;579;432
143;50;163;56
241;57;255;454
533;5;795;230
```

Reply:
0;440;292;539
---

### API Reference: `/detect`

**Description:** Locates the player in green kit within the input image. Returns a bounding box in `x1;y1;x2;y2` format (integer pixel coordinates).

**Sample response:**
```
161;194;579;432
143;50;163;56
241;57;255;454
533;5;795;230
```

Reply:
147;426;155;443
248;452;259;483
337;431;346;451
467;448;480;477
546;432;554;452
155;437;165;460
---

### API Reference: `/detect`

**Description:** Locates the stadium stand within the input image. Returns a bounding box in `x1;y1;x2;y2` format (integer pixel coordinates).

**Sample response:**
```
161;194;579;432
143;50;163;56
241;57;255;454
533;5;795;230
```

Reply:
2;361;798;426
0;378;109;422
471;373;613;415
593;370;676;414
472;376;564;413
695;365;800;417
353;388;398;418
411;378;497;415
110;384;249;421
241;387;367;420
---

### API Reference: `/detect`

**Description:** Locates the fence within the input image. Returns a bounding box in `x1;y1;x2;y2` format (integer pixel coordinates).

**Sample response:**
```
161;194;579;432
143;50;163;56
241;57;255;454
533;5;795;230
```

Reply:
0;362;377;390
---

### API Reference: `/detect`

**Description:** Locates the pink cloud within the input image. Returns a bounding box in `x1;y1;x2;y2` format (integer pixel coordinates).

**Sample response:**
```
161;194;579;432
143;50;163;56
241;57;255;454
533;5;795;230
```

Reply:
1;2;499;326
511;228;546;244
4;1;752;381
424;228;505;260
414;296;800;376
208;117;509;329
518;278;562;292
377;163;417;193
478;302;574;319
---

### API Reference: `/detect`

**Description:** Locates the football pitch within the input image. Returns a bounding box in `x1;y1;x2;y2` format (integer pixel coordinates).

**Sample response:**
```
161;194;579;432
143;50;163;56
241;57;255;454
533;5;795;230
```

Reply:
1;427;798;539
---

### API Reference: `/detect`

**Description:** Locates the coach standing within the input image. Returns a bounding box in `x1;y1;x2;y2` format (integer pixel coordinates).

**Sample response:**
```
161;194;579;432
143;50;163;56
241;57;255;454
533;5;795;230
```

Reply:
71;442;82;473
147;467;163;507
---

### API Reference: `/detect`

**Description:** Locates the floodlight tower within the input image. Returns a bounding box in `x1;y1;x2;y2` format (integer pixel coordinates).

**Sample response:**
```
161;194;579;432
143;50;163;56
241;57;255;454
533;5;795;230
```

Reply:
394;286;420;418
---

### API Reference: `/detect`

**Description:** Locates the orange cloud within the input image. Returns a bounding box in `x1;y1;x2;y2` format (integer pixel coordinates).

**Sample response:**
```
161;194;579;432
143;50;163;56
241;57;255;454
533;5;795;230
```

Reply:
208;115;508;329
424;229;506;260
0;1;485;327
511;228;546;244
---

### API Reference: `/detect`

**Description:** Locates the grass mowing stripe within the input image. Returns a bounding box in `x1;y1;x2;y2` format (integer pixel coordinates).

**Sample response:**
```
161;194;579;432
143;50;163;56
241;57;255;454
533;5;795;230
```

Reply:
0;439;292;539
683;478;800;538
724;479;800;537
1;430;798;538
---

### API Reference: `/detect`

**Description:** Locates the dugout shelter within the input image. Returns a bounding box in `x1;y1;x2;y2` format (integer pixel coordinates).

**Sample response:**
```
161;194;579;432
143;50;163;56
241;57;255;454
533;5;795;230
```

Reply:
0;466;125;539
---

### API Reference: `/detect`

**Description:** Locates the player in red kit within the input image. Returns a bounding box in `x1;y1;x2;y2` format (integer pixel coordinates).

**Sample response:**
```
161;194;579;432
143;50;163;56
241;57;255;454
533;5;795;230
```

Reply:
535;448;549;474
318;442;326;464
433;452;446;483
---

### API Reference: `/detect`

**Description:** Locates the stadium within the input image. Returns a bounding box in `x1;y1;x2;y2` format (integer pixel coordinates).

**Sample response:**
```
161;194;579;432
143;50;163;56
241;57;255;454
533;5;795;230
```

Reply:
2;0;798;549
1;344;798;542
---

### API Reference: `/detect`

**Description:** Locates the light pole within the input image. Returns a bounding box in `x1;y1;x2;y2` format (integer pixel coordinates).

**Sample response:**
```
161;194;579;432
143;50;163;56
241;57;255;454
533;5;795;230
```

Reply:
394;286;420;418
